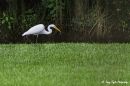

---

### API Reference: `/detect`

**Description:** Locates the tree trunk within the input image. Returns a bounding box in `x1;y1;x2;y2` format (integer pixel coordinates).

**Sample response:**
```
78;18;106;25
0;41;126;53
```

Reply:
73;0;85;17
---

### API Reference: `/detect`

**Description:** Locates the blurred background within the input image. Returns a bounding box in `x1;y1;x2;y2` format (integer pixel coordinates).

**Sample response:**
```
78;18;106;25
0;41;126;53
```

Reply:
0;0;130;43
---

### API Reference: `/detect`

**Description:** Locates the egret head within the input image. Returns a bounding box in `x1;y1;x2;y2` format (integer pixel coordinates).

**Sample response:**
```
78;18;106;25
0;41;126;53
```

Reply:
49;24;61;33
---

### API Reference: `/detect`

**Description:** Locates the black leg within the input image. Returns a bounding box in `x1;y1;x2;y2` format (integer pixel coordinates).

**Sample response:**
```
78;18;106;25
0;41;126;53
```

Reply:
36;35;38;43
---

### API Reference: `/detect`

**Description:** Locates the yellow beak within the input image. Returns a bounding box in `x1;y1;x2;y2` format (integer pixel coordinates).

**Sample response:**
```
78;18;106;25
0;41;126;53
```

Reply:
54;26;61;33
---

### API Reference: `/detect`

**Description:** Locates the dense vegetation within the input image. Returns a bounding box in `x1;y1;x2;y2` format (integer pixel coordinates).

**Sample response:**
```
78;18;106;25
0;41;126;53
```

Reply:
0;43;129;85
0;0;130;43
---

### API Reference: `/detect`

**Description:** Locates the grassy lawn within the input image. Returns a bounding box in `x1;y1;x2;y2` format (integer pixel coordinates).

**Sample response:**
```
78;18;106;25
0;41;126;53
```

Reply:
0;43;129;86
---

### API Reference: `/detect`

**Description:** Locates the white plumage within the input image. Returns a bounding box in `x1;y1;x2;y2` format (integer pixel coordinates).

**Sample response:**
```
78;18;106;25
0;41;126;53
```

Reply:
22;24;61;36
22;24;45;36
22;24;61;42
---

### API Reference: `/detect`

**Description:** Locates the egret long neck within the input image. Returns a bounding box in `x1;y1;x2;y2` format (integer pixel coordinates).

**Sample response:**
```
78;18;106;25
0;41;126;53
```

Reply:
43;26;52;35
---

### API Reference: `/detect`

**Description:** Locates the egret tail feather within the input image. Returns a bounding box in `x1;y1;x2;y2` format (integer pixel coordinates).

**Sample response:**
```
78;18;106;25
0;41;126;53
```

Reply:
22;32;26;36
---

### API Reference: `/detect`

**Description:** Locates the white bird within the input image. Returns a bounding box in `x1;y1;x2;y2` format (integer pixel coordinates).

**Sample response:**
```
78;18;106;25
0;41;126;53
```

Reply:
22;24;61;42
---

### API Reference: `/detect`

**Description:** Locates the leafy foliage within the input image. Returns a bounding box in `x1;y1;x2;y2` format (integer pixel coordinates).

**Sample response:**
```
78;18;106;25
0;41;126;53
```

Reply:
45;0;65;23
0;12;14;29
0;0;130;42
21;9;37;29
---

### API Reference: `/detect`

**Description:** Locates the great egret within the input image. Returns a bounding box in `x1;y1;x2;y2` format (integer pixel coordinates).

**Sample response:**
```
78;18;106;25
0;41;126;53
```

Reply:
22;24;61;42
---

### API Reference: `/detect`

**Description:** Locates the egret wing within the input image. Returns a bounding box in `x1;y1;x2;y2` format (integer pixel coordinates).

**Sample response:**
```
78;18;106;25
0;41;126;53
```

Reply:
26;24;45;35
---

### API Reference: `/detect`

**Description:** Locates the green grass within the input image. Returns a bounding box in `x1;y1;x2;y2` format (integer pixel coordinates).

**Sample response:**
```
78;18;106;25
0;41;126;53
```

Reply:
0;43;130;86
